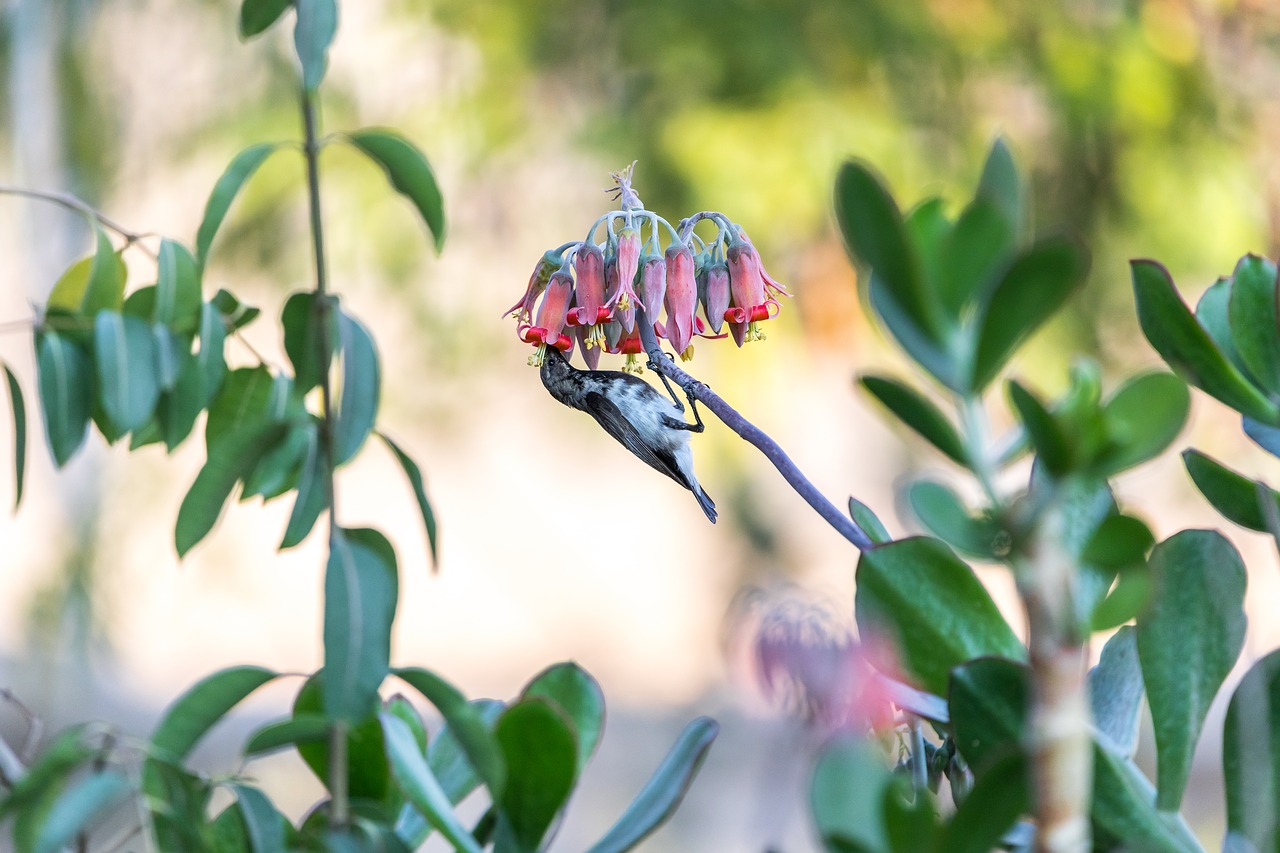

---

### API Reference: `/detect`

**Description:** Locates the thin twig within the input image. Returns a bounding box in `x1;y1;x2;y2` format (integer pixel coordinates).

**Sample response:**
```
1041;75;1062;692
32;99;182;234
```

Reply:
635;308;874;550
0;185;158;259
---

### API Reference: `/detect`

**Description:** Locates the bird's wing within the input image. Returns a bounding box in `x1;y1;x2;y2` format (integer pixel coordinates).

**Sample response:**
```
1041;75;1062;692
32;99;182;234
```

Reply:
582;390;692;490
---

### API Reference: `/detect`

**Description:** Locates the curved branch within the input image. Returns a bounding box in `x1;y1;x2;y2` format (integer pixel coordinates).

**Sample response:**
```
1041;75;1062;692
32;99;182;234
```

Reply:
0;185;156;256
635;309;874;551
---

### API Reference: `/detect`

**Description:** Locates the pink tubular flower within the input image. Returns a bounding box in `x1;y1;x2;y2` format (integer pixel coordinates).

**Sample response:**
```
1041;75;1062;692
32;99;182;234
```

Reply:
604;256;641;333
518;271;574;366
567;243;609;350
665;243;698;359
504;251;561;322
616;225;641;300
703;261;731;334
615;327;646;374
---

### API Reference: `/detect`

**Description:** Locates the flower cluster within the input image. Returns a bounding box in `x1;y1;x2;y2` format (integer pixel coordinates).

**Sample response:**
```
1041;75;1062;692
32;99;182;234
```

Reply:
505;166;789;373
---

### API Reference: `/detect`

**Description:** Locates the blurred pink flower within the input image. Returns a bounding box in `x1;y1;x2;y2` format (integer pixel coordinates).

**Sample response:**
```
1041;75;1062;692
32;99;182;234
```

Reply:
703;260;731;334
518;271;574;365
504;251;561;322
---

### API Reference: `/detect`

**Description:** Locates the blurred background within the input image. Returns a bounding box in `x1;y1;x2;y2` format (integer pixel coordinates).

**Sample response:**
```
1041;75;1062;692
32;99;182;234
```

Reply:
1;0;1280;848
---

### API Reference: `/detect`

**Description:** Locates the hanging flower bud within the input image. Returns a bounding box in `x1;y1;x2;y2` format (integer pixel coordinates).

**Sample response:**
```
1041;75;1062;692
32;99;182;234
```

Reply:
616;225;641;298
726;236;774;347
604;253;642;333
636;251;667;329
504;249;562;322
703;260;731;334
665;243;698;359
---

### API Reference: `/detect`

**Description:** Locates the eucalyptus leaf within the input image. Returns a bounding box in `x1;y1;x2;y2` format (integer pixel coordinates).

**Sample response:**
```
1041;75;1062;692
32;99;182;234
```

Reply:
855;537;1025;696
334;309;380;464
175;422;287;556
380;712;483;853
378;432;439;567
294;0;338;93
244;714;330;758
1137;529;1248;811
196;144;282;265
348;129;447;253
4;364;25;509
394;667;507;798
230;784;287;853
48;226;125;316
493;698;578;851
94;311;160;433
35;329;93;467
240;0;292;38
292;674;390;800
585;717;718;853
324;527;398;722
31;770;129;853
151;665;277;762
280;427;327;549
154;239;201;331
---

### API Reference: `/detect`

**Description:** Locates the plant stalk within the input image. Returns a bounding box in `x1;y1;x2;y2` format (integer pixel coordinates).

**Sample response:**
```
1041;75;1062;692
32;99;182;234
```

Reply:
301;87;348;828
1019;506;1092;853
635;310;873;550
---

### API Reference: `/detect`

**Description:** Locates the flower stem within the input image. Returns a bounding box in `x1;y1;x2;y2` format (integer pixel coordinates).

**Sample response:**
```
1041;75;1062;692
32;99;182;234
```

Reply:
301;86;348;829
636;308;874;550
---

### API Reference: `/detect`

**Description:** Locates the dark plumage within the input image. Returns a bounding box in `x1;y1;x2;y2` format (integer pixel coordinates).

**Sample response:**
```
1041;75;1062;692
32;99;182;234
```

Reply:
540;347;716;523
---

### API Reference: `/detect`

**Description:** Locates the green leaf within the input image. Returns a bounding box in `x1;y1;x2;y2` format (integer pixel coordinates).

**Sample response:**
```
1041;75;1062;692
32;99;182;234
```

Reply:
1223;649;1280;850
948;657;1029;774
294;0;338;93
141;757;214;851
1081;514;1155;569
1227;254;1280;396
1092;743;1202;853
848;497;891;545
521;662;605;772
93;311;160;433
1090;561;1154;633
0;727;96;821
281;427;327;548
940;198;1013;315
937;753;1027;853
31;770;129;853
868;279;961;393
855;537;1025;696
906;480;1003;559
244;714;330;757
584;717;718;853
230;784;287;853
334;309;380;464
904;198;950;317
206;366;274;455
48;227;125;316
1131;259;1280;424
196;144;282;266
426;699;505;806
379;712;483;853
1089;627;1144;757
197;300;228;406
836;161;940;341
4;364;25;509
1137;529;1248;810
378;432;439;567
282;292;337;393
1183;449;1280;532
324;527;398;722
151;324;185;393
292;674;390;800
1244;416;1280;460
493;699;578;851
394;667;507;798
860;375;967;465
1007;380;1071;474
809;735;891;853
211;288;261;331
970;237;1088;391
151;666;277;761
1097;372;1190;475
175;422;287;556
975;136;1024;239
1194;276;1245;372
240;0;292;38
154;239;201;331
881;777;939;853
348;129;447;253
242;421;312;501
35;329;93;467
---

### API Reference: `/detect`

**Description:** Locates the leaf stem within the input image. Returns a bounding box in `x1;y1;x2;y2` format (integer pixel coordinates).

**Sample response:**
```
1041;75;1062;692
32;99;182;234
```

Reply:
636;310;874;550
301;85;348;828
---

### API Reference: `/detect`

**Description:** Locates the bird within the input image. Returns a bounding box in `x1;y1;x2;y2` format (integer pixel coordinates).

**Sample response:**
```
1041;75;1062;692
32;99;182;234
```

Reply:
539;346;717;523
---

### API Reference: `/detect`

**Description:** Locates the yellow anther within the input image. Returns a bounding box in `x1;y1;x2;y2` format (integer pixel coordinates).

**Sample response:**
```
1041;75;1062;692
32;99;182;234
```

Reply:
528;344;548;367
618;293;631;310
680;344;695;362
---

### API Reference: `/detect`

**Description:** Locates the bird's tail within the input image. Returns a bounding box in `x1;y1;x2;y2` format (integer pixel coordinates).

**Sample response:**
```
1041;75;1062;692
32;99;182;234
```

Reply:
693;484;717;524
